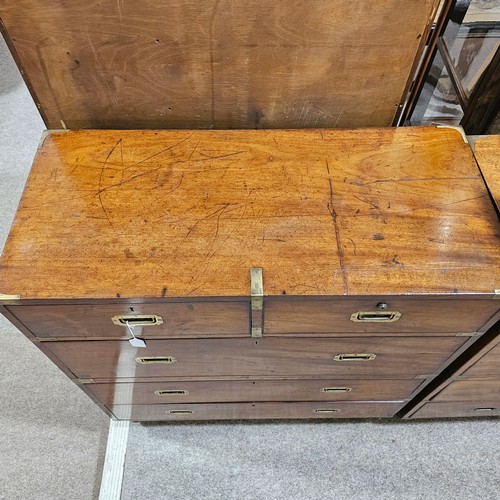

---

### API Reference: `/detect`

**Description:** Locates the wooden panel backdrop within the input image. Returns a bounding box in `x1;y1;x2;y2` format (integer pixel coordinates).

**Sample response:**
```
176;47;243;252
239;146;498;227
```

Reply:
0;0;438;129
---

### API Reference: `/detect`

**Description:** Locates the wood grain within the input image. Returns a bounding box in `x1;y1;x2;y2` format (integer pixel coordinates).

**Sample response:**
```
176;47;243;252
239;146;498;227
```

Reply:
474;135;500;211
432;380;500;403
0;127;499;300
0;0;437;129
265;297;499;334
463;342;500;379
8;297;498;340
110;401;401;420
410;401;500;419
45;337;464;380
87;378;422;406
9;302;250;338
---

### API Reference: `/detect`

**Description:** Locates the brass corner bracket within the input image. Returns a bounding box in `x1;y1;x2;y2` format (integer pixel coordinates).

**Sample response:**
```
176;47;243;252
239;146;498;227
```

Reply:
0;293;21;302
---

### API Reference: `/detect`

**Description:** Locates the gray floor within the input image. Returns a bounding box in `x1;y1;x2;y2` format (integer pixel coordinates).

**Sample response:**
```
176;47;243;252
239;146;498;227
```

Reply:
0;36;109;500
2;31;500;500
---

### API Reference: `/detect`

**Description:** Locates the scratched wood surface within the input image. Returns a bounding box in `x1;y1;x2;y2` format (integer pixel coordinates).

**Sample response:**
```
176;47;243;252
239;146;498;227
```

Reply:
474;135;500;211
0;127;499;300
0;0;438;129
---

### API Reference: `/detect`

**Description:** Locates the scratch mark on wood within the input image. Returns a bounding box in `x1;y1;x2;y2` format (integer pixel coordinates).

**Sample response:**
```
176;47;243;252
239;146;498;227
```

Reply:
188;141;200;161
352;176;479;186
163;173;184;196
209;0;222;127
353;194;381;211
326;159;348;294
198;151;243;160
86;33;117;105
98;138;122;226
125;132;195;170
346;236;357;255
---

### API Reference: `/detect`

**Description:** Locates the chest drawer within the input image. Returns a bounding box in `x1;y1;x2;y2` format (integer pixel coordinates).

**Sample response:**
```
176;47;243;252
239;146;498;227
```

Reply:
432;380;500;402
410;402;500;419
87;378;422;405
462;343;500;378
109;401;401;421
8;302;250;339
46;337;463;380
265;298;499;334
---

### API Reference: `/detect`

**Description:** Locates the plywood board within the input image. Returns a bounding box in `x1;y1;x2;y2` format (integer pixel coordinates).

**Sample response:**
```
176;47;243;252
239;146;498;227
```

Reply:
0;0;438;129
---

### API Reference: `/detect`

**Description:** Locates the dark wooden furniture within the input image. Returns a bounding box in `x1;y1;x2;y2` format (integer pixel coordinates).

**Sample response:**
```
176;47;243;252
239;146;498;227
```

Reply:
1;126;499;421
403;320;500;419
0;0;439;129
402;134;500;419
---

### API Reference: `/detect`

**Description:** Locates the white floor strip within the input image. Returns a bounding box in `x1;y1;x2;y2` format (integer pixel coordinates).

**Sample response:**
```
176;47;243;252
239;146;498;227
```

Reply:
99;419;130;500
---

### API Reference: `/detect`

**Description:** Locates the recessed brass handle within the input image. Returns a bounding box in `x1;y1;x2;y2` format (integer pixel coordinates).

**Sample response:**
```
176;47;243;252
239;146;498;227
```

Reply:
333;353;376;361
112;314;163;326
154;389;189;396
167;410;193;415
473;407;497;412
350;311;401;322
321;387;352;393
135;356;177;364
314;408;341;414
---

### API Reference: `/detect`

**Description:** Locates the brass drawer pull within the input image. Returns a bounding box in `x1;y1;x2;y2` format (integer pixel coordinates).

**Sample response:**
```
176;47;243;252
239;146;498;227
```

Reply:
112;314;164;326
473;407;497;412
167;410;193;415
321;387;352;393
333;353;376;361
154;389;189;396
135;356;177;364
350;311;401;322
314;408;341;414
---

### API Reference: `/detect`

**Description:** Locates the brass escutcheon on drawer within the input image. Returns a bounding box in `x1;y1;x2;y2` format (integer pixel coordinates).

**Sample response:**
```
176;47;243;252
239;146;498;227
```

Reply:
154;389;189;396
135;356;177;364
112;314;164;326
350;311;401;322
314;408;341;414
333;353;377;361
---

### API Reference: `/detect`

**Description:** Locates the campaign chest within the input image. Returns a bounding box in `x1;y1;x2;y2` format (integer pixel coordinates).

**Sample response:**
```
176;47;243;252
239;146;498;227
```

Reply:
1;126;499;421
403;135;500;419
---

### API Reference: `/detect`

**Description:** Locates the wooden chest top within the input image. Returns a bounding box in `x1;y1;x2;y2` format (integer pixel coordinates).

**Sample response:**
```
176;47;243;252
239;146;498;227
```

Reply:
0;127;499;300
474;135;500;211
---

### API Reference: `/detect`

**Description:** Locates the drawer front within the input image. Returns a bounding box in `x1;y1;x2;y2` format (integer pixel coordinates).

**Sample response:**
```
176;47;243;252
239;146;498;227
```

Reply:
88;378;422;405
265;297;498;334
463;343;500;378
410;402;500;419
109;401;401;421
432;380;500;402
8;302;250;339
46;337;463;380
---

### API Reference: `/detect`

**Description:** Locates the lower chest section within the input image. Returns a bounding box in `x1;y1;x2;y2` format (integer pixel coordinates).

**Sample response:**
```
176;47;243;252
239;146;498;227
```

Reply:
6;296;497;421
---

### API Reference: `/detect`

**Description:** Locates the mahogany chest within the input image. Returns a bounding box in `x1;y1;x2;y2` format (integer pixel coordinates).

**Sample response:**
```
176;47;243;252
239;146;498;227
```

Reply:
404;135;500;419
1;127;499;421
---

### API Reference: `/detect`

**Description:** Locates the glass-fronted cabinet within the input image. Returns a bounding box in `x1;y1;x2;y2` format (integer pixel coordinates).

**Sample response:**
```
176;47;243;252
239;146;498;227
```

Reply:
409;0;499;133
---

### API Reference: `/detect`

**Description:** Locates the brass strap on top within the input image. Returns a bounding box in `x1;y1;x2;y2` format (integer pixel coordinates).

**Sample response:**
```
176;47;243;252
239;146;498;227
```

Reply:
0;293;21;302
250;267;264;338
